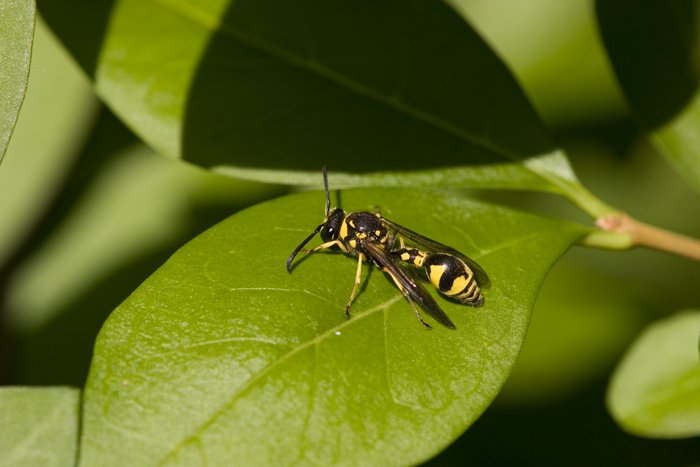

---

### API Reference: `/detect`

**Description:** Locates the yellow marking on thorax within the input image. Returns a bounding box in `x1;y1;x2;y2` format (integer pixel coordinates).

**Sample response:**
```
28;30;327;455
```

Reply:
375;230;382;236
401;252;411;261
348;220;356;228
428;264;446;289
339;218;349;240
349;239;357;249
357;232;367;240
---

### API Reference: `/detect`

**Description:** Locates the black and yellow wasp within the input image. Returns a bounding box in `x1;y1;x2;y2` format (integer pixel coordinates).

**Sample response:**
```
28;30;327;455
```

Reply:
286;167;489;329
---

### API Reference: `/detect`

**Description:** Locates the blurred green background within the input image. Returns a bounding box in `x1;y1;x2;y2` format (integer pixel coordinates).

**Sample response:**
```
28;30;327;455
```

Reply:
1;0;700;465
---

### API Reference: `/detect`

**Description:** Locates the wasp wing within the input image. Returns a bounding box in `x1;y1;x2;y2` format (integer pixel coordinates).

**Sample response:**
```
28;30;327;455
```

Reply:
363;240;455;328
382;218;490;286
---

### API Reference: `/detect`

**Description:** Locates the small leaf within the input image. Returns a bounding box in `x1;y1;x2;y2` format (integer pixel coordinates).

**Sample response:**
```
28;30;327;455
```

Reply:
0;0;35;162
607;310;700;439
78;189;586;467
596;1;700;195
0;386;80;467
652;107;700;196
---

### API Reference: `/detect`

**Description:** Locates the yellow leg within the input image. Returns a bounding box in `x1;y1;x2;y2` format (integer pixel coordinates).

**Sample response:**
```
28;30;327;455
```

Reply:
399;234;406;249
382;267;431;329
345;253;366;318
302;240;342;253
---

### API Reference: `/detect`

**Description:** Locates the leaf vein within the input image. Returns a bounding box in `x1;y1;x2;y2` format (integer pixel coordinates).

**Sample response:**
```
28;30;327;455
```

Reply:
156;294;403;466
145;0;512;160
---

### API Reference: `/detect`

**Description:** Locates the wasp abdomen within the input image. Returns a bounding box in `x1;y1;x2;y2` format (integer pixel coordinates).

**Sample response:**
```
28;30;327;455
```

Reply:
424;253;483;307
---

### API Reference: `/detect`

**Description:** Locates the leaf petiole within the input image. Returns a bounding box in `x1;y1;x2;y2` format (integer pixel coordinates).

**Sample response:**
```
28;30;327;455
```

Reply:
582;213;700;261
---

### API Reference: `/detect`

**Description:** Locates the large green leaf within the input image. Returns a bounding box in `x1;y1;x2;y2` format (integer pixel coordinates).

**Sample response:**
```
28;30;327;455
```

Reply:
596;1;700;195
0;0;35;162
0;386;80;467
78;188;586;467
607;310;700;439
40;0;599;194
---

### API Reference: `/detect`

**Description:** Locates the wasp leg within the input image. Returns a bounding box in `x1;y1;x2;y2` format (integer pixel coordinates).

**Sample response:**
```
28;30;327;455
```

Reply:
345;253;366;318
302;240;342;254
398;234;406;249
381;267;431;330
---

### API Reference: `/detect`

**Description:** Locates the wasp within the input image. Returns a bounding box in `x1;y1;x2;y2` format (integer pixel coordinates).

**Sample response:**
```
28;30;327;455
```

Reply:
286;167;489;329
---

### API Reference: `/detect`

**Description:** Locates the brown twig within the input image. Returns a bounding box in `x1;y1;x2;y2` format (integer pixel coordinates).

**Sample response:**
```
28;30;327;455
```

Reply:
596;213;700;261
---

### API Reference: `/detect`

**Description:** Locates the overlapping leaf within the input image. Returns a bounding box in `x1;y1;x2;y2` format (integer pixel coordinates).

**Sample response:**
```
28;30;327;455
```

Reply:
597;0;700;195
37;0;609;210
0;0;35;162
78;188;587;467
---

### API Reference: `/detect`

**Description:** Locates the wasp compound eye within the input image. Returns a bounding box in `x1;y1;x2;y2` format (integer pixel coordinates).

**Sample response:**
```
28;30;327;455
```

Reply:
321;208;344;242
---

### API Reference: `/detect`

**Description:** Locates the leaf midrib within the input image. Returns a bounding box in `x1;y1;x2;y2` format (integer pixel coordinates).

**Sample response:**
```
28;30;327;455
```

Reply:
153;227;563;465
148;0;514;161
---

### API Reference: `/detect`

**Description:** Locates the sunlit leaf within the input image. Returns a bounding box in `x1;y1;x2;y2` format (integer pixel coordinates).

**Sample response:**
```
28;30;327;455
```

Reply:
78;188;586;467
0;0;35;162
607;310;700;438
0;386;80;467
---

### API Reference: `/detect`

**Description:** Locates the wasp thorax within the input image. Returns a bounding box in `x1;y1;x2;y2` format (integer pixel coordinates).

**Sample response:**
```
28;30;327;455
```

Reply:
321;208;346;242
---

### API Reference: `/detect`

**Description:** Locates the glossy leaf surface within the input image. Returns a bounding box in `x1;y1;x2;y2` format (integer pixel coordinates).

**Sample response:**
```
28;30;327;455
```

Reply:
0;386;80;467
39;0;592;189
79;188;586;467
0;0;35;162
607;310;700;438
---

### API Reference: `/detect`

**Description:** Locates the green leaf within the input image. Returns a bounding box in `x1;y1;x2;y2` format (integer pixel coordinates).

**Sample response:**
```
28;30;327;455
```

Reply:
0;0;35;162
78;188;586;467
42;2;564;173
214;150;618;218
607;310;700;439
652;105;700;196
0;386;80;467
40;0;618;217
0;15;99;268
596;1;700;195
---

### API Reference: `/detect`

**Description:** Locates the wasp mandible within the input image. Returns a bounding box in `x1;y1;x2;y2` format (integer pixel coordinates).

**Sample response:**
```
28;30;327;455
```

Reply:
286;167;489;329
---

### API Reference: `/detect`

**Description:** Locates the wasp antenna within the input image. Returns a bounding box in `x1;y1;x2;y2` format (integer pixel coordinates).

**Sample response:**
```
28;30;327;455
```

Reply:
286;223;325;272
322;165;330;218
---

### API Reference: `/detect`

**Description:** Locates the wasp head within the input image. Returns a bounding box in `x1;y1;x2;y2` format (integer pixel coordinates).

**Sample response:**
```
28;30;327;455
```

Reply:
321;208;345;242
